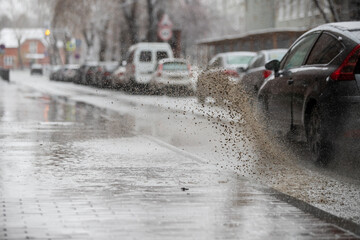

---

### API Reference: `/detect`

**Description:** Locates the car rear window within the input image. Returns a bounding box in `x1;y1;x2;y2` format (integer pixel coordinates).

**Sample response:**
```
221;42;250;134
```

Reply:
157;51;168;61
306;33;343;65
140;51;152;62
163;62;188;71
104;64;119;72
226;55;254;65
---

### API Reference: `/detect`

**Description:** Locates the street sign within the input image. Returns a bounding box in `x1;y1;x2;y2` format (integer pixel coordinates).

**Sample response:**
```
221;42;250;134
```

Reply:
0;44;5;55
158;14;173;42
66;41;76;52
158;14;173;28
158;27;173;41
75;39;81;48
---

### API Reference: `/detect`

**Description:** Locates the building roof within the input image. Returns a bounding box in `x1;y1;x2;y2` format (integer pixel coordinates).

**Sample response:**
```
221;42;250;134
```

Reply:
0;28;47;48
197;27;308;45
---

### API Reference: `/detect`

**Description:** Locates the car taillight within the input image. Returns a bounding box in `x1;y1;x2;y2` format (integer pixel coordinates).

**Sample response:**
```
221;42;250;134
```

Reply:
187;64;193;77
330;44;360;81
223;69;239;77
157;64;163;77
263;70;272;79
104;72;111;76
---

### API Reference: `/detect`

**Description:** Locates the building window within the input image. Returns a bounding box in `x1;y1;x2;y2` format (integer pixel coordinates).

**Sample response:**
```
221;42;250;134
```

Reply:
29;41;37;53
4;56;14;66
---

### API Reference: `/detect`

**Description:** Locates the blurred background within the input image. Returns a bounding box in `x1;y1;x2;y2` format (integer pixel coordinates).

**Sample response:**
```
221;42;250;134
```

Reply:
0;0;359;69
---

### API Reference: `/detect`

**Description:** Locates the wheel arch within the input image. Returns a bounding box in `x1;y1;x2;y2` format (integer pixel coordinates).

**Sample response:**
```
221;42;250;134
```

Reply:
303;98;317;134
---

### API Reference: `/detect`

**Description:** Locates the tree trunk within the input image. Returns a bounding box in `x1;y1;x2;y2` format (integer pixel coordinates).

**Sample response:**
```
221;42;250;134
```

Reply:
146;0;157;42
327;0;340;22
122;1;138;44
313;0;330;23
99;20;109;62
17;39;23;69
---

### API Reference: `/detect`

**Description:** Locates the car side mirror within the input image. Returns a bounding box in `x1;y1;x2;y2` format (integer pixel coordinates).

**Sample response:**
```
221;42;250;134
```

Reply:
265;60;280;77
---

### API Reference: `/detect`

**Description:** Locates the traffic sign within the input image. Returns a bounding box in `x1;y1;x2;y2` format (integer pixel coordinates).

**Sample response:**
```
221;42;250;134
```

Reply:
158;14;173;28
158;14;173;41
158;27;173;41
66;41;76;52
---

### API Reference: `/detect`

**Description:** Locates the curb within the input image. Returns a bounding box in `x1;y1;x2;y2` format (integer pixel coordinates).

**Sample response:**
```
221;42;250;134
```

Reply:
264;187;360;237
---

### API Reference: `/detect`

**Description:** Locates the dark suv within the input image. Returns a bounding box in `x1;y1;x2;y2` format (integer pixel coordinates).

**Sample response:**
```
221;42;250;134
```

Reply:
258;22;360;164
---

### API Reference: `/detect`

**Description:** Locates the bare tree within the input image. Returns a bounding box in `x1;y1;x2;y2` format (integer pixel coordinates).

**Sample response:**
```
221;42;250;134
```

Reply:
121;0;139;44
313;0;330;23
146;0;158;42
327;0;340;22
313;0;340;23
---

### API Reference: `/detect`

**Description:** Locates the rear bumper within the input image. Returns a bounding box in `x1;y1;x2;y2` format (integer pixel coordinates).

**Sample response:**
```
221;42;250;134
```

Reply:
151;79;195;90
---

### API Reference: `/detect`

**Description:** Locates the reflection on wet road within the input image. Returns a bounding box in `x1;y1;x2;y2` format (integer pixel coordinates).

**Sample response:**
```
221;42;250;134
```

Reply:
0;78;359;239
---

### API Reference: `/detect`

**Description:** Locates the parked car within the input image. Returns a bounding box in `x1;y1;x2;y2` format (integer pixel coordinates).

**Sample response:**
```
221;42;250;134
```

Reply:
196;51;256;103
258;22;360;164
95;62;119;88
124;42;174;92
63;65;80;82
110;65;126;89
81;63;98;85
238;49;287;97
149;58;194;96
51;67;66;81
49;65;62;80
30;64;43;75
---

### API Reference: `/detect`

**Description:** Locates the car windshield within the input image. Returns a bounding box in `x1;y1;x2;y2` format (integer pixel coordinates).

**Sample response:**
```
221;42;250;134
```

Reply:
226;55;254;65
1;1;359;239
162;62;188;71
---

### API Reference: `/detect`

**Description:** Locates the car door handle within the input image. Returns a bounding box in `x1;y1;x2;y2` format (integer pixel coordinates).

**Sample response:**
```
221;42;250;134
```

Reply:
287;79;294;85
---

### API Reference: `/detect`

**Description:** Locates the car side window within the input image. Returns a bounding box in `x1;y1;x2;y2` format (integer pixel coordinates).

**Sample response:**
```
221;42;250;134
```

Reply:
252;54;264;68
248;55;258;69
281;33;320;70
306;33;343;65
156;51;168;61
140;51;152;62
209;57;222;69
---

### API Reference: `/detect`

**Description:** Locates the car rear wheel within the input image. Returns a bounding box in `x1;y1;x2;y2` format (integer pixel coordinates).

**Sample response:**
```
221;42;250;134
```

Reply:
306;106;331;165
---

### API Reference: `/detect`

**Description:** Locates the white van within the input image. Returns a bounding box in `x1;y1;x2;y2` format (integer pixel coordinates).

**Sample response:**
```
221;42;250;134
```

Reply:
125;42;174;87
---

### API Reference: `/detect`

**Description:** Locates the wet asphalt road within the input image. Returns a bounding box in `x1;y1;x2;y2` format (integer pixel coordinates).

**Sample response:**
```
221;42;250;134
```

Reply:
0;74;359;239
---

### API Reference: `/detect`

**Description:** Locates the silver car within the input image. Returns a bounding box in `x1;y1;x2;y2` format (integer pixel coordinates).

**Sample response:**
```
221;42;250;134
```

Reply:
149;58;194;96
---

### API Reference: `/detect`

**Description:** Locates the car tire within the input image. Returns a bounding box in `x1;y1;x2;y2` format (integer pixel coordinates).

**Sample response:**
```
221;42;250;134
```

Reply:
306;106;332;165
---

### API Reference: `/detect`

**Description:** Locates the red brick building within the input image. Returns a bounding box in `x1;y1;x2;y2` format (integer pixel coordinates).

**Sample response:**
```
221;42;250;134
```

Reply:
0;28;50;69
